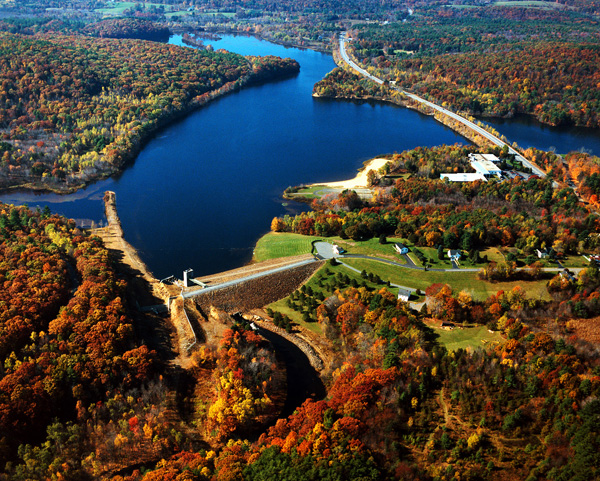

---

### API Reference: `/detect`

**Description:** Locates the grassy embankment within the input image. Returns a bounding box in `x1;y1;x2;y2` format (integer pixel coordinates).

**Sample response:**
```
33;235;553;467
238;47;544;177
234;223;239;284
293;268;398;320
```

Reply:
430;323;505;351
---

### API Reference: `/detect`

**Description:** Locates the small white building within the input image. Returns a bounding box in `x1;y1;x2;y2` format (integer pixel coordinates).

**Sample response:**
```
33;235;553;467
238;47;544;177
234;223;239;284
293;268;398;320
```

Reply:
470;159;502;179
469;153;500;163
448;250;462;263
332;244;345;256
536;248;549;259
394;243;409;254
397;288;411;302
441;173;487;182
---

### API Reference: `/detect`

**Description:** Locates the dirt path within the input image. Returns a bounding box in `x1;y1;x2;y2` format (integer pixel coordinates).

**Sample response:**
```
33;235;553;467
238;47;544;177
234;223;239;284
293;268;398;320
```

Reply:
92;191;170;306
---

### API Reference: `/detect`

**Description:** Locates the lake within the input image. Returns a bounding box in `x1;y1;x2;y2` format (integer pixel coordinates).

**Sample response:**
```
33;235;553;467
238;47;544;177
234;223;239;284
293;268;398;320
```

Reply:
1;34;599;278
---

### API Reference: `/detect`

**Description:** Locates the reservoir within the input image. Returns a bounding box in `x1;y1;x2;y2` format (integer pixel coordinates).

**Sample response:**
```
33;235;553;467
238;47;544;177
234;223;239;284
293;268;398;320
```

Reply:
1;34;600;278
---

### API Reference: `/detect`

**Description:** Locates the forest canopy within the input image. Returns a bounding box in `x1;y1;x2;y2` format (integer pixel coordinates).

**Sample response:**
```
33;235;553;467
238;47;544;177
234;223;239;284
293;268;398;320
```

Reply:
0;32;298;192
349;5;600;127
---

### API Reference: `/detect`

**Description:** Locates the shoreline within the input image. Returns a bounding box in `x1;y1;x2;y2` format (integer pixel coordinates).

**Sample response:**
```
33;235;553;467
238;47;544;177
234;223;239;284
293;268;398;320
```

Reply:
307;157;391;189
92;191;167;304
0;59;299;195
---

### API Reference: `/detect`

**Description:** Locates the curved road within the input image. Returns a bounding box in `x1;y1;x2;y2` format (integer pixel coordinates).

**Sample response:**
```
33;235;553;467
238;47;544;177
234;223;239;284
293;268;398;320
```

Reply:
338;33;547;178
314;241;579;274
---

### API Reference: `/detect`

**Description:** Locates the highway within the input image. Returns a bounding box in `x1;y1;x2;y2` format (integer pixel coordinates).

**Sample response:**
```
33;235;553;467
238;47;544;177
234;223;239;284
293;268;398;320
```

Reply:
338;33;547;178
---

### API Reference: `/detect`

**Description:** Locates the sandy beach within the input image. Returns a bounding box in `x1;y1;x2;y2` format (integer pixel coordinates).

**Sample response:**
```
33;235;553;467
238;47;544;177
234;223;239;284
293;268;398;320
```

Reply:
310;157;390;189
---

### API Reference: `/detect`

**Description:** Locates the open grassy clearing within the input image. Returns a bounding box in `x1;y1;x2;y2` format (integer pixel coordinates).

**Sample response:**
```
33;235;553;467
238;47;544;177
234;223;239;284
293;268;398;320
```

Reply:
562;255;593;268
253;232;315;261
334;237;407;263
342;258;552;301
201;11;237;17
165;11;193;17
285;185;326;199
254;233;553;300
493;0;564;8
426;320;505;351
482;247;506;264
268;298;323;334
96;2;190;15
95;1;136;15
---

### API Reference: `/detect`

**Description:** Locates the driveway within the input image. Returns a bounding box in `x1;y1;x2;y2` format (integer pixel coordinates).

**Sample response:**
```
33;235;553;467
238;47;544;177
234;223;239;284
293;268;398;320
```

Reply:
314;241;339;259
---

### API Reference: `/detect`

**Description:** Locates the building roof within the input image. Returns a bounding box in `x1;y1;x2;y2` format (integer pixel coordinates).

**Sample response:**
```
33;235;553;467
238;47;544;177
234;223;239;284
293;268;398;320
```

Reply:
481;153;500;162
471;159;502;176
441;173;487;182
469;153;500;163
397;288;412;301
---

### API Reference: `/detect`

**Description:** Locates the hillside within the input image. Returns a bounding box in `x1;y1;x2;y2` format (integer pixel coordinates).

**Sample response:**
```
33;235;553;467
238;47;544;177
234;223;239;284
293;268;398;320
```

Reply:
351;5;600;127
0;32;299;192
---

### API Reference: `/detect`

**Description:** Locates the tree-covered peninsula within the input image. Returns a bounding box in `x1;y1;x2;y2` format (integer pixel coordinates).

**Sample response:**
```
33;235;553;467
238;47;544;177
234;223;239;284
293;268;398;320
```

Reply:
0;32;299;192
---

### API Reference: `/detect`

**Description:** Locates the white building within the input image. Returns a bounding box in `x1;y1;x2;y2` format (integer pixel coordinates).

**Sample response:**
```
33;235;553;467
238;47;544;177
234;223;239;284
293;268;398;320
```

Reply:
397;288;411;302
470;160;502;179
448;250;462;263
394;243;409;254
469;154;500;163
469;153;500;163
441;173;487;182
332;244;345;256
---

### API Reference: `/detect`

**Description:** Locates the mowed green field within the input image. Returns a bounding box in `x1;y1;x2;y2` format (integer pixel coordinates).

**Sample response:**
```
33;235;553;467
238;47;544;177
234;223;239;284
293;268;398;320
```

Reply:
96;2;190;15
254;232;553;301
253;232;315;261
96;2;138;14
342;258;552;301
493;0;564;8
428;322;505;351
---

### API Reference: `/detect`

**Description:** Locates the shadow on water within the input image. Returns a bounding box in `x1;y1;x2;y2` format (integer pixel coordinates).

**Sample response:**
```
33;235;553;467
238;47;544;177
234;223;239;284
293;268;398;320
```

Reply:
257;327;326;418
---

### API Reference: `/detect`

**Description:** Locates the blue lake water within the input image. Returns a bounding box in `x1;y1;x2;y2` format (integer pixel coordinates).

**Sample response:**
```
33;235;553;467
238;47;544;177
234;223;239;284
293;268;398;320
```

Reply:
484;114;600;155
1;34;599;278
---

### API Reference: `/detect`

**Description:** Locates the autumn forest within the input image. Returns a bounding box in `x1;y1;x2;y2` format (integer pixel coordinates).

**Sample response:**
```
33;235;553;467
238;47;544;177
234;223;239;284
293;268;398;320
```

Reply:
1;1;600;480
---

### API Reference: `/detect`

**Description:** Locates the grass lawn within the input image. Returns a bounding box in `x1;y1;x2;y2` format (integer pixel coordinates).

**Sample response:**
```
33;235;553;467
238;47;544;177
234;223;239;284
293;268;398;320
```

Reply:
253;232;315;261
202;11;236;17
96;2;176;15
428;322;505;351
481;247;506;264
342;258;551;301
334;237;407;264
268;298;323;334
493;0;563;8
413;245;454;268
165;11;193;17
561;255;593;268
96;1;136;14
286;185;325;199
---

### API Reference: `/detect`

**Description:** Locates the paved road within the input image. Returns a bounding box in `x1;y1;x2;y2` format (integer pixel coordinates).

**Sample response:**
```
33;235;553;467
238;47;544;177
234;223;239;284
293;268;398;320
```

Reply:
338;33;547;178
313;241;581;274
338;260;416;293
183;241;580;300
